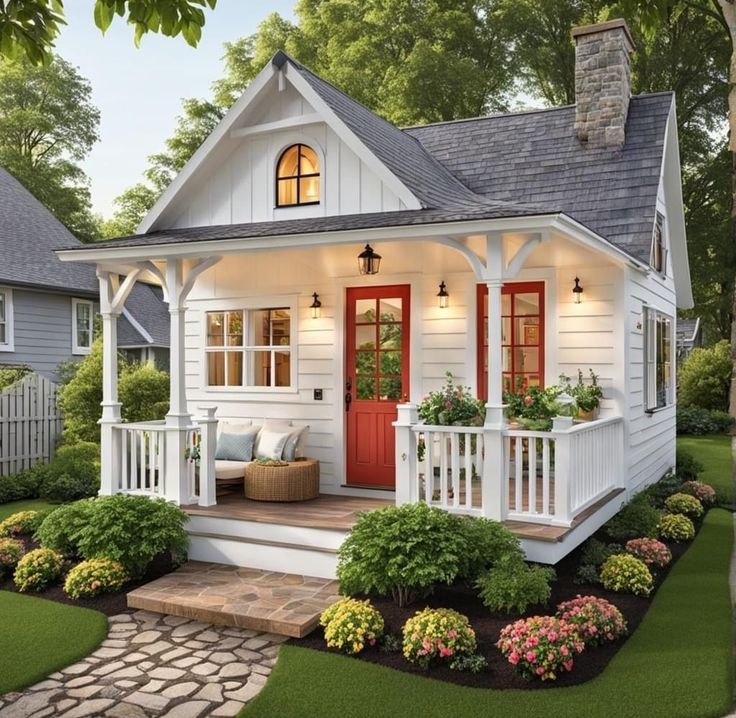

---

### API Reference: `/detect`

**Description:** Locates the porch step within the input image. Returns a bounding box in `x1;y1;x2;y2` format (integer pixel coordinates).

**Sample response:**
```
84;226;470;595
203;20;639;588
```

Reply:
126;561;340;638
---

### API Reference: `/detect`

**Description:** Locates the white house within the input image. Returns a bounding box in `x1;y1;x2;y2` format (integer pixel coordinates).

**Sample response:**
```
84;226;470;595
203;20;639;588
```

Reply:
57;19;691;576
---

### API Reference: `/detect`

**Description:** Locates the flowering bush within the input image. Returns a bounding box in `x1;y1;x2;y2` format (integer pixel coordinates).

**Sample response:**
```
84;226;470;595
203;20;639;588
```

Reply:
658;513;696;542
402;607;477;667
625;538;672;569
0;537;24;572
664;493;704;520
13;547;63;592
503;385;562;431
319;598;384;655
599;554;653;596
496;615;585;680
555;595;627;647
63;558;128;599
417;372;485;426
0;510;43;537
680;480;717;507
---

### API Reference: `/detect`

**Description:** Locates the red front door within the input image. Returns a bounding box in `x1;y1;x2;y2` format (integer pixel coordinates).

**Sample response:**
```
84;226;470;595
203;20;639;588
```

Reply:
345;285;410;488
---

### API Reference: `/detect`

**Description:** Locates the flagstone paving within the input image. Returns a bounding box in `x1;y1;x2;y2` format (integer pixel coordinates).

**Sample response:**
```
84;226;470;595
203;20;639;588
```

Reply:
0;610;287;717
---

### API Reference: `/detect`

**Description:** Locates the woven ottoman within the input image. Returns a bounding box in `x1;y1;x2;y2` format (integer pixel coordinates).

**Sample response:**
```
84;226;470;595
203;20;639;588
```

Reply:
244;458;320;502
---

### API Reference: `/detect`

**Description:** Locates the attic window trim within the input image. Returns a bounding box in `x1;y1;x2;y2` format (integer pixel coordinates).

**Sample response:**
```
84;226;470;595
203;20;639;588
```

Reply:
650;211;667;275
275;143;321;208
0;286;14;352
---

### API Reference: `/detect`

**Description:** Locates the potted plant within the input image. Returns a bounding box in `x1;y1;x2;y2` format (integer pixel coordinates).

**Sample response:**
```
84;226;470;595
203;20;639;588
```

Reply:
503;385;563;431
561;369;603;421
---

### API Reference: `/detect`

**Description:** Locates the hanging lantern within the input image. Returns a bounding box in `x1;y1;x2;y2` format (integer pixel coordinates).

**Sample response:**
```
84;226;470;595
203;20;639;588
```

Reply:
310;292;322;319
437;281;449;309
573;276;584;304
358;244;381;275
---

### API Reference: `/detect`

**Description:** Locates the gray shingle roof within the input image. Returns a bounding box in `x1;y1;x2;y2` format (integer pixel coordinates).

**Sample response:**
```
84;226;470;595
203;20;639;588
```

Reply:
0;168;99;294
118;283;170;347
676;317;700;344
405;93;673;263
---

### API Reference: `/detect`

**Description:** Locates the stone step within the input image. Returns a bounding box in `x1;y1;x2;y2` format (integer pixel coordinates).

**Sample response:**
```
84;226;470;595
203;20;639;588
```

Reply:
127;561;340;638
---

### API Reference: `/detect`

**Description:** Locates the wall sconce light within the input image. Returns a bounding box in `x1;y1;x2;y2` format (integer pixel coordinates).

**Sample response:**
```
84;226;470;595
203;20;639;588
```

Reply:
573;276;583;304
437;281;449;309
310;292;322;319
358;244;381;275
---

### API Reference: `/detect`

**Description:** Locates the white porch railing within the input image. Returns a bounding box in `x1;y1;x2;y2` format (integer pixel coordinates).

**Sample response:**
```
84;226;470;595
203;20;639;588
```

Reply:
395;404;624;528
109;407;218;506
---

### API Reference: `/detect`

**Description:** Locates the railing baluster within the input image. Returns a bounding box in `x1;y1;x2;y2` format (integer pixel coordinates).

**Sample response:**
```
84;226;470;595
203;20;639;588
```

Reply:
542;438;550;516
514;436;523;512
120;428;128;492
424;431;433;503
451;432;460;509
439;435;448;508
528;437;537;514
463;433;472;511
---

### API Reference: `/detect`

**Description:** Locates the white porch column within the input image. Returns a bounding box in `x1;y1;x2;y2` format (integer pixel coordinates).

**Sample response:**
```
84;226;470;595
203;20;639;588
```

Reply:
394;403;419;505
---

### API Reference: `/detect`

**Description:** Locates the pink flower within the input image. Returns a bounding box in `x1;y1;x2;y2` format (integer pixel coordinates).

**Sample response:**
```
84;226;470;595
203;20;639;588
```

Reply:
523;395;533;406
509;652;520;665
563;660;574;672
525;651;536;663
536;667;545;676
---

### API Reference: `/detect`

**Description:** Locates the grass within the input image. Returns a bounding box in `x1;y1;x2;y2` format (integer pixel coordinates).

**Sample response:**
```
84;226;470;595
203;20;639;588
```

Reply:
0;591;107;694
678;435;733;503
245;437;734;718
0;499;58;522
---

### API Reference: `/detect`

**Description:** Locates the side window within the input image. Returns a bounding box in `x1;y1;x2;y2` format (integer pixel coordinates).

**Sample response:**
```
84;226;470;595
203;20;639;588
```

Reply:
644;306;673;411
72;298;93;355
651;212;667;274
276;144;320;207
0;288;13;351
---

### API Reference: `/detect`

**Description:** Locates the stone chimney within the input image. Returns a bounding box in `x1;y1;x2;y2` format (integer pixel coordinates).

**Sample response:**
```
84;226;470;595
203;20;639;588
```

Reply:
572;19;635;149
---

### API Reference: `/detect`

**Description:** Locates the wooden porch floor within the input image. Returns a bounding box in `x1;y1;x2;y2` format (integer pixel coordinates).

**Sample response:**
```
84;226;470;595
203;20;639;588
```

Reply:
183;486;624;543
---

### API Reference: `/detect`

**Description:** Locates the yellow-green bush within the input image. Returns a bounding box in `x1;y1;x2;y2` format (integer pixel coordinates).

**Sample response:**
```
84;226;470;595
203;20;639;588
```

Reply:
13;547;63;592
600;554;653;596
402;607;476;667
0;537;24;572
319;598;384;655
664;493;704;520
0;510;43;537
63;558;128;599
658;513;696;542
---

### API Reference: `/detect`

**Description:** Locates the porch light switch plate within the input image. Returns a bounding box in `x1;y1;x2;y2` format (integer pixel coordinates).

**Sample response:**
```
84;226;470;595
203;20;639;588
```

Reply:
314;389;323;401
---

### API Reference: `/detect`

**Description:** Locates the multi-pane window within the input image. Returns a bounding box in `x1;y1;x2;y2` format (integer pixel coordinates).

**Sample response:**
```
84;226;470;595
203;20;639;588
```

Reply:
276;144;320;207
644;307;673;411
651;212;666;273
206;308;292;388
72;298;93;355
0;288;11;350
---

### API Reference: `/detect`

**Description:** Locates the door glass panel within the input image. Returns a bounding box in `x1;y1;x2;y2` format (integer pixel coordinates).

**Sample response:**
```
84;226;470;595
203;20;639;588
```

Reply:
355;351;376;374
379;323;401;349
501;293;511;315
514;293;540;315
516;317;539;345
379;299;402;322
502;375;513;393
356;377;376;400
526;374;541;387
379;377;402;400
514;347;539;373
379;351;401;375
356;325;376;350
502;317;511;344
355;299;376;323
502;346;512;372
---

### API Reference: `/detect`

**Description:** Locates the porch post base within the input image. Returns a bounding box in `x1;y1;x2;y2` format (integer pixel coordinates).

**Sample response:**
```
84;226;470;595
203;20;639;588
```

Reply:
393;403;418;505
164;425;193;506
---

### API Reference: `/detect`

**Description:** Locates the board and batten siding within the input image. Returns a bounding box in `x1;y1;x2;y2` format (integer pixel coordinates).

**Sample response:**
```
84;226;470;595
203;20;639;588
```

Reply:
1;289;94;379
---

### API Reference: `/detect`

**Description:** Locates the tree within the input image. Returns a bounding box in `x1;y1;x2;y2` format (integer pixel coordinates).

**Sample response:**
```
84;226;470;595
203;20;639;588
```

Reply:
0;0;217;65
0;55;101;240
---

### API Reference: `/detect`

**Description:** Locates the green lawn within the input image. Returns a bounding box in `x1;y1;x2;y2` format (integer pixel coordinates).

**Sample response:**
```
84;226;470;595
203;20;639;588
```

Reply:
245;439;734;718
0;499;58;522
678;435;733;503
0;591;107;694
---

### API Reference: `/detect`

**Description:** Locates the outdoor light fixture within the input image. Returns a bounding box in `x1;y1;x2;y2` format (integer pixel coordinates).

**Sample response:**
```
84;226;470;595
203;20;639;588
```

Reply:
310;292;322;319
573;276;584;304
437;281;449;309
358;244;381;275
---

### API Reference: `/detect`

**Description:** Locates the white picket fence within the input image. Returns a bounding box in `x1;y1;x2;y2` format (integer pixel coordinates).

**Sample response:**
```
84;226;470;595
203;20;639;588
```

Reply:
0;373;62;476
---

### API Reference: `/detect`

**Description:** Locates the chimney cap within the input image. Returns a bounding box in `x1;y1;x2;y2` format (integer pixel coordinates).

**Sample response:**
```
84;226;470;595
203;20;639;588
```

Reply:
571;18;635;52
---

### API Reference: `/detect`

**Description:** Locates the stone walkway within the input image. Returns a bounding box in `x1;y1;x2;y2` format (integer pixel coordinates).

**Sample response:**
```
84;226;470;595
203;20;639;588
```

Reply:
0;609;286;718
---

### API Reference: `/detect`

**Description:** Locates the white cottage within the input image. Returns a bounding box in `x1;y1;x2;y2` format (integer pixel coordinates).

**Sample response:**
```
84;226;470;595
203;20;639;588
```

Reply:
58;19;691;577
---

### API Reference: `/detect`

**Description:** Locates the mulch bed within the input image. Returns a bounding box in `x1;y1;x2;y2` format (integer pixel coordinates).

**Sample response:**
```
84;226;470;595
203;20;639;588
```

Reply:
0;534;175;616
291;523;700;690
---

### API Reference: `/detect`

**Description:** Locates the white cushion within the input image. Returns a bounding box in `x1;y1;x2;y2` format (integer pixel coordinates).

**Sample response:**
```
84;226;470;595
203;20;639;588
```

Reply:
215;460;249;481
254;419;292;454
217;420;253;437
256;430;292;460
283;425;310;461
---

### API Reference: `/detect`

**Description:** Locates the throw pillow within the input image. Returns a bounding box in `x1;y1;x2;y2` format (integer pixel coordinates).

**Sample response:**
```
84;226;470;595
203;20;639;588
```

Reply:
256;430;292;460
282;425;310;461
215;429;258;461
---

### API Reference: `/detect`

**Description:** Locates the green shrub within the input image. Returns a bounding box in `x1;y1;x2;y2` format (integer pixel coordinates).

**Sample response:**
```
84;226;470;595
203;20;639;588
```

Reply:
336;502;466;607
319;598;384;655
678;340;731;411
574;564;600;585
664;493;704;519
579;538;622;567
658;513;696;542
0;510;44;537
0;537;24;572
0;468;42;504
13;547;63;592
644;470;687;508
35;501;95;557
118;364;170;424
676;405;734;435
476;556;556;614
36;441;101;502
63;558;128;599
73;494;188;576
556;595;628;646
454;516;524;582
0;366;30;391
599;554;653;596
449;653;488;673
604;492;661;542
675;449;704;482
402;607;476;667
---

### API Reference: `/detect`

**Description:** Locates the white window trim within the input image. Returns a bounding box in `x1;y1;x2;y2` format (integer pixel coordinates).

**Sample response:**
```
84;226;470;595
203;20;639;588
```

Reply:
202;295;298;392
644;305;673;412
0;286;14;352
650;211;668;276
72;298;94;355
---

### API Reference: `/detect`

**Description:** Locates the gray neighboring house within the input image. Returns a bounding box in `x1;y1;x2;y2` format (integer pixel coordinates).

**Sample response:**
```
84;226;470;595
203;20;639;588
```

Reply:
0;168;169;380
676;317;703;362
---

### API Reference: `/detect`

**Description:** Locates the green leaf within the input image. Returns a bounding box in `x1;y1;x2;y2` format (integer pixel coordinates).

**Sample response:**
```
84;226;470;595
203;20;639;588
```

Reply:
93;1;114;32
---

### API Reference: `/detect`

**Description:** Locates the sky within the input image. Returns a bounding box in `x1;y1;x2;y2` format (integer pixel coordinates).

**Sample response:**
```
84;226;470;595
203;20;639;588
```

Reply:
55;1;296;218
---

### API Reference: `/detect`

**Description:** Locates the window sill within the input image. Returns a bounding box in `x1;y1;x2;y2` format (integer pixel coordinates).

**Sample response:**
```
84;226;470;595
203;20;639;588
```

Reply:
72;347;92;356
204;386;299;395
0;344;14;353
645;405;673;415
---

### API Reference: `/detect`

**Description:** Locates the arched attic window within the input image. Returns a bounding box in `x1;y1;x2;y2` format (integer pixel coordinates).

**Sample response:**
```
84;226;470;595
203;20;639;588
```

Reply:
276;144;320;207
